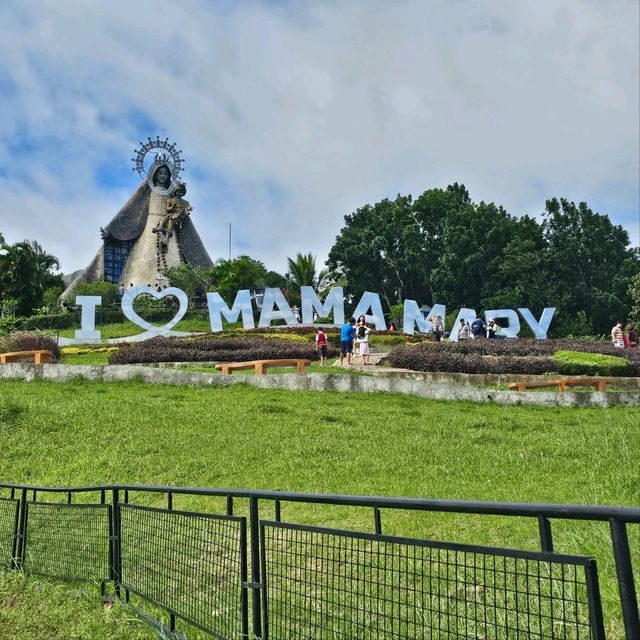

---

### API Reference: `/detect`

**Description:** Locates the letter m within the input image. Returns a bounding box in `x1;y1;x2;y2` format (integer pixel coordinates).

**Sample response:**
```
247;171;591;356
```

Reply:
206;290;254;332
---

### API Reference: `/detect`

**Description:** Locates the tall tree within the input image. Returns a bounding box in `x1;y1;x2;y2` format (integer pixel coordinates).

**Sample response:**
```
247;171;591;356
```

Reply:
0;238;63;316
327;194;430;308
205;255;269;300
286;253;332;293
542;198;638;333
430;198;524;310
326;185;638;334
479;215;549;311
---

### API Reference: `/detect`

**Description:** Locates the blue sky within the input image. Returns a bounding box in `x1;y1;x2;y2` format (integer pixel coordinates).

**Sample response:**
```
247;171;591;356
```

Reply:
0;0;638;275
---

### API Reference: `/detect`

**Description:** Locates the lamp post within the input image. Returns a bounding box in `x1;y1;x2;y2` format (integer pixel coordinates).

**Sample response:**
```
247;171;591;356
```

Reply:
284;272;290;303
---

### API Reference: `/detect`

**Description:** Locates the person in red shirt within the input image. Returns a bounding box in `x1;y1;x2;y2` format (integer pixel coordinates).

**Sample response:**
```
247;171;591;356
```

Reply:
315;328;329;366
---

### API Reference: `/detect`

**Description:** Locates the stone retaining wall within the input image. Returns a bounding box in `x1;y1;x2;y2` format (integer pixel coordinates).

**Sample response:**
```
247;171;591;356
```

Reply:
1;363;638;407
126;361;640;389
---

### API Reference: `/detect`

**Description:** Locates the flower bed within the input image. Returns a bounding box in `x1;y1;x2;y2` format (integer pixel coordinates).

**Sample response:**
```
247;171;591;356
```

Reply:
388;339;639;376
108;335;339;365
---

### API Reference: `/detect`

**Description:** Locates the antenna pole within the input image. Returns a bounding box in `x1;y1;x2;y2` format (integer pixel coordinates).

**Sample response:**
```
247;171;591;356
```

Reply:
228;221;232;260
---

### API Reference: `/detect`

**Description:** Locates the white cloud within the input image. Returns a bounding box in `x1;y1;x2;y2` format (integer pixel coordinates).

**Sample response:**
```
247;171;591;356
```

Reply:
0;0;637;275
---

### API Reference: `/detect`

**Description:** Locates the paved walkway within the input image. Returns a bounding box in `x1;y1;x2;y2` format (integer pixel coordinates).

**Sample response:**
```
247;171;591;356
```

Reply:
332;351;389;369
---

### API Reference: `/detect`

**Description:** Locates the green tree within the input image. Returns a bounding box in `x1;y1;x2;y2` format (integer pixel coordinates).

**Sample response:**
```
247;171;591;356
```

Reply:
430;198;527;310
0;238;63;316
628;272;640;322
327;194;430;309
411;183;468;302
264;270;287;289
42;285;65;312
74;280;120;308
542;198;638;334
479;216;549;311
205;255;269;300
286;253;333;294
163;264;210;305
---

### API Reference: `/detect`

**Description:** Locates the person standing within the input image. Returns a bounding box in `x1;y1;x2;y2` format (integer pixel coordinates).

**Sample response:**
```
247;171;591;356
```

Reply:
457;318;470;341
471;315;485;339
315;328;328;366
429;315;444;342
355;315;366;355
487;318;499;339
628;324;638;348
356;321;372;365
340;317;356;365
611;321;624;348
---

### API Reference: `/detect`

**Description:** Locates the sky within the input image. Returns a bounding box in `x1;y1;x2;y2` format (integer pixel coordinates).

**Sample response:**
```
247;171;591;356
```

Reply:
0;0;638;276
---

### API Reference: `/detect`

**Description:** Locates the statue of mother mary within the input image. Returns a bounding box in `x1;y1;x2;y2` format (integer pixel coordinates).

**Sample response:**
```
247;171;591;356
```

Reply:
62;158;213;297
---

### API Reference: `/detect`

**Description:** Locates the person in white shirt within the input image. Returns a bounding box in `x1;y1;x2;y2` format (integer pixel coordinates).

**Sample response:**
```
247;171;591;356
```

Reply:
457;318;470;341
356;322;372;365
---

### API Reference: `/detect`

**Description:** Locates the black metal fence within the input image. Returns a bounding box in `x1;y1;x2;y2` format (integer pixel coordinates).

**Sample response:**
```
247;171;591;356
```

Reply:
0;483;637;639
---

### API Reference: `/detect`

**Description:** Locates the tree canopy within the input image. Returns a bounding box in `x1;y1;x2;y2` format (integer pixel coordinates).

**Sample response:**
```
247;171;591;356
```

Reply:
0;236;63;316
286;253;333;294
327;185;639;335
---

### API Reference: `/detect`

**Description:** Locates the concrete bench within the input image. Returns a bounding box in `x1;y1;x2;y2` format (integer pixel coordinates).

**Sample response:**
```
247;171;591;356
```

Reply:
508;377;611;393
0;350;54;364
215;359;311;375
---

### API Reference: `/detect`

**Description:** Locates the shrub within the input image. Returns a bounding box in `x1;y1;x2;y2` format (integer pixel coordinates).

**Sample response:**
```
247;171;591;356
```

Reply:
0;331;60;361
74;280;119;307
0;317;21;336
20;312;79;331
108;335;339;365
553;350;631;377
387;338;640;376
388;344;557;375
370;334;408;348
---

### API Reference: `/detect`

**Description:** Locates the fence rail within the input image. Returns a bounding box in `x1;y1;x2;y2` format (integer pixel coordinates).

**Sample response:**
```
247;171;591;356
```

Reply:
0;483;637;639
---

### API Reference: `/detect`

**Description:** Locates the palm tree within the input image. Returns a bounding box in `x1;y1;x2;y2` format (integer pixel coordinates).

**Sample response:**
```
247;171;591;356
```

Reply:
286;253;334;294
0;239;62;316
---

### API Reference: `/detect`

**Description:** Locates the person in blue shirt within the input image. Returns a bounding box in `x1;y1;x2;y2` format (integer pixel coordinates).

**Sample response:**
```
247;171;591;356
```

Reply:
340;317;356;365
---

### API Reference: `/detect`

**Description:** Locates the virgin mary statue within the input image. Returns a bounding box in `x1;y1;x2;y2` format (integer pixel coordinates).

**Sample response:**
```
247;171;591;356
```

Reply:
62;153;213;296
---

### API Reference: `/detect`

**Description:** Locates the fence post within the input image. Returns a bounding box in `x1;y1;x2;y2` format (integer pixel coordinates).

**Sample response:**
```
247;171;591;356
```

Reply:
537;516;553;553
249;496;262;639
112;489;121;598
374;507;382;534
15;489;28;570
12;489;27;569
610;519;640;639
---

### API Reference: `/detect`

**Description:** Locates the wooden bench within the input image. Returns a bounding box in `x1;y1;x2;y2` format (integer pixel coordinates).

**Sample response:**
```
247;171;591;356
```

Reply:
215;359;311;375
0;350;54;364
508;377;611;393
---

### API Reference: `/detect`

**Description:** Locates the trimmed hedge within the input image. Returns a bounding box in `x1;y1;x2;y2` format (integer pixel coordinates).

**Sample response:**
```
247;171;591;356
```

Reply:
0;331;60;361
388;339;639;376
389;348;556;375
108;335;339;365
553;350;631;377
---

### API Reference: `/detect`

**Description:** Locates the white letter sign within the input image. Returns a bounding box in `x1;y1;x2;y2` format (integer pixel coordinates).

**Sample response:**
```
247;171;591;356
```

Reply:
207;290;254;332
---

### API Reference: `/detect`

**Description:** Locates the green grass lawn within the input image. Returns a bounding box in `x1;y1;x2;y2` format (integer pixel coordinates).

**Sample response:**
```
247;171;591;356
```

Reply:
0;380;638;638
56;314;214;339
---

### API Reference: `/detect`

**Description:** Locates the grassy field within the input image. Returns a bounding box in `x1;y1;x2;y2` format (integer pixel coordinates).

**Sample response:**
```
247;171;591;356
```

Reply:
0;379;638;638
56;314;214;339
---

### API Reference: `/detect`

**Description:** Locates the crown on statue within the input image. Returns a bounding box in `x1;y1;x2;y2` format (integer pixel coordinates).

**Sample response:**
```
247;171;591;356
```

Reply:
131;136;185;184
